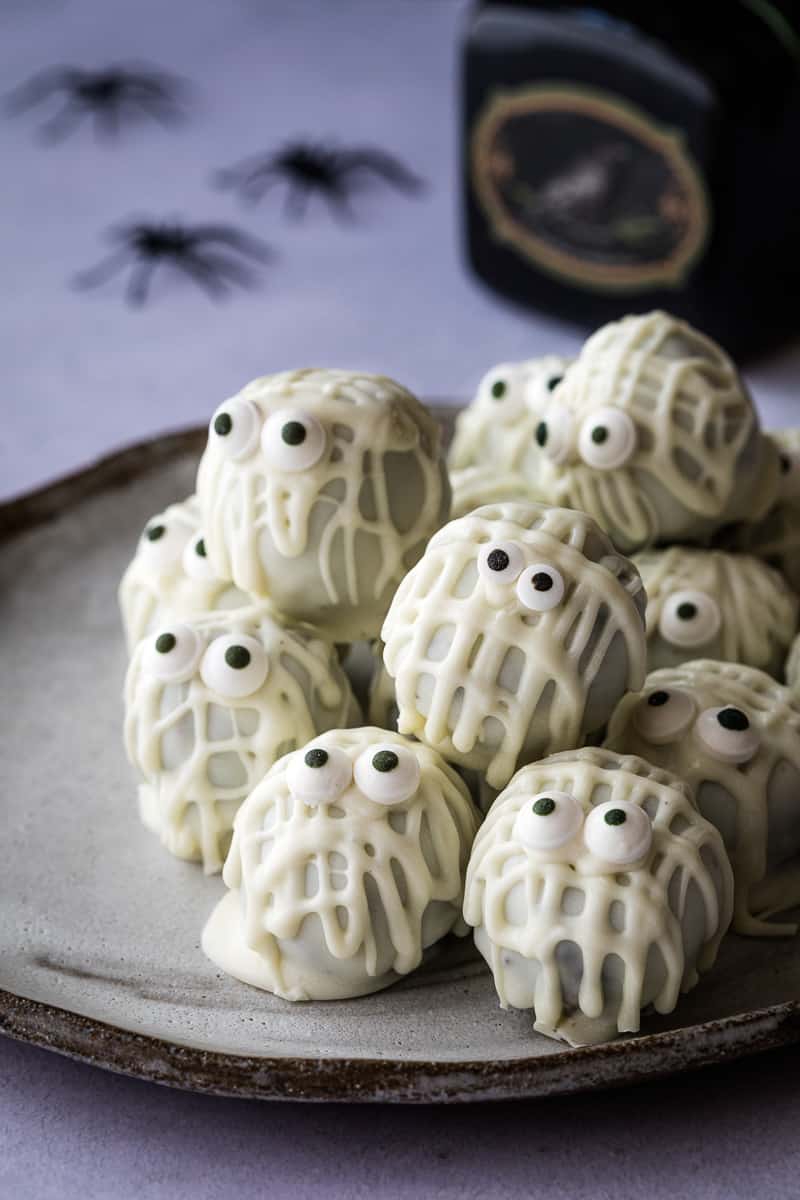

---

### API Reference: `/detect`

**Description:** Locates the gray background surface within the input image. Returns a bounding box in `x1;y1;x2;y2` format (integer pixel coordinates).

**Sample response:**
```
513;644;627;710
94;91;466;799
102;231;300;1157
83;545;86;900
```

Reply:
2;1;800;1196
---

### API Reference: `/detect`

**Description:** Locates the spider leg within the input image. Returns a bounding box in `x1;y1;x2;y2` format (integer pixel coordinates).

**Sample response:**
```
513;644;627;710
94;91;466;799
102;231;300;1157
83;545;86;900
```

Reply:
72;247;132;290
283;181;311;221
174;252;234;299
38;98;87;144
126;91;184;127
94;101;122;141
338;149;425;194
125;260;158;306
322;180;358;223
212;159;280;203
189;225;274;262
4;66;82;114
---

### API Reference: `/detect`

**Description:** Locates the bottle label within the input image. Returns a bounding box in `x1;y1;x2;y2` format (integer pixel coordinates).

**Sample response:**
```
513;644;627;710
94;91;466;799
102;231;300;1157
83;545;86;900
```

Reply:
472;84;710;292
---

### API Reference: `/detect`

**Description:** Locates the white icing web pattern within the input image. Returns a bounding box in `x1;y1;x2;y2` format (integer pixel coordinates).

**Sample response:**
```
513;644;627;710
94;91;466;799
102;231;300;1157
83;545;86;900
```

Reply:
222;728;480;1000
464;747;732;1042
196;369;450;641
382;503;647;789
535;311;778;549
607;659;800;936
125;609;360;873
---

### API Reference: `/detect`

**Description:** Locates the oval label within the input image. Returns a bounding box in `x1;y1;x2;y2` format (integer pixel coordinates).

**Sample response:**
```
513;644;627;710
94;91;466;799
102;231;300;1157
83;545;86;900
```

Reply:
472;84;710;292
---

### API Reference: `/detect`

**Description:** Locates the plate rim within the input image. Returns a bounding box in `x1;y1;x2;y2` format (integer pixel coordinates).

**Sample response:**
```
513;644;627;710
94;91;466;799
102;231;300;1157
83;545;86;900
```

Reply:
3;422;800;1103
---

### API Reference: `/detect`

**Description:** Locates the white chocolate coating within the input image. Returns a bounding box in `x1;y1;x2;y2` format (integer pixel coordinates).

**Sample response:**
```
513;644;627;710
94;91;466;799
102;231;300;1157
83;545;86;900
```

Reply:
464;747;732;1046
202;727;481;1000
118;496;252;650
196;369;450;642
606;659;800;936
449;465;544;521
530;312;779;552
125;608;360;873
449;355;573;476
381;502;647;790
634;546;798;676
719;430;800;592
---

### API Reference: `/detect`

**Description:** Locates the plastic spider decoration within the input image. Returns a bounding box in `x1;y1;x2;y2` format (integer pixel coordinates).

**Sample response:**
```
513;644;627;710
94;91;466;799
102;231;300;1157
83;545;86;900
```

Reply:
73;219;273;306
5;63;186;143
214;139;424;220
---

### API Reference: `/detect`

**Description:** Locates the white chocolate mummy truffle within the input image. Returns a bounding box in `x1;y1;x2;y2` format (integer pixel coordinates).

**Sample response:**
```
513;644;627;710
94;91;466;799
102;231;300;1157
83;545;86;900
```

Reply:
449;465;544;521
381;502;647;790
196;369;450;643
202;727;481;1000
463;747;732;1046
124;609;360;873
119;496;251;650
606;660;800;936
449;355;572;476
718;431;800;592
634;546;797;676
531;312;779;552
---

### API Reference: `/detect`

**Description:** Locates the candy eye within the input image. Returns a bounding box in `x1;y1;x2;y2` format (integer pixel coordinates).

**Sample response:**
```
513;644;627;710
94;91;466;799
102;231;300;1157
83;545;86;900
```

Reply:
138;518;188;573
535;403;572;464
200;634;269;698
658;590;721;648
695;706;761;763
516;564;565;612
287;744;353;806
583;801;653;865
512;790;584;852
142;624;204;683
578;407;637;470
181;534;217;582
477;540;526;585
208;397;262;461
632;688;696;744
353;743;421;805
261;408;327;472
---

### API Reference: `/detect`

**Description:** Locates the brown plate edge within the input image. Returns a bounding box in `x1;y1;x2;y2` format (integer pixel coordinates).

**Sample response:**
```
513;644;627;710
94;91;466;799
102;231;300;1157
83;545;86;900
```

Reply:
2;420;800;1102
2;987;799;1104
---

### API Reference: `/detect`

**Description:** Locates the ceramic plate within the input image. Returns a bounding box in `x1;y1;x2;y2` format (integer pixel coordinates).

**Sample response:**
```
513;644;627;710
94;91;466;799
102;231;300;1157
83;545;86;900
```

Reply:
2;415;800;1104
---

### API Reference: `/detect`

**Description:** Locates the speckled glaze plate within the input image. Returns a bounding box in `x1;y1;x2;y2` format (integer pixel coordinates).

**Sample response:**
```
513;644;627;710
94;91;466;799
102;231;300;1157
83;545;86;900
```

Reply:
2;415;800;1104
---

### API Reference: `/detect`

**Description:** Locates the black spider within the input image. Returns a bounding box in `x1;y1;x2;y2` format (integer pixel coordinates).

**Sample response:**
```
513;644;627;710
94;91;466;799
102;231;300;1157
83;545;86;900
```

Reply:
5;63;187;143
73;219;274;306
214;140;425;220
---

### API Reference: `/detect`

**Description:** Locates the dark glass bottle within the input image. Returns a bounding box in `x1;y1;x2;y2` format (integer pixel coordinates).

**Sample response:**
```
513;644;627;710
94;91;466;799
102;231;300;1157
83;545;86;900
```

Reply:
462;1;800;357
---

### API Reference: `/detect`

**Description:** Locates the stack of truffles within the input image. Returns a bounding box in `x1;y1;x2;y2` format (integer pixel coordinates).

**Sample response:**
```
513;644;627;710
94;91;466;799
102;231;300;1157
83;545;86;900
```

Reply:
120;314;800;1046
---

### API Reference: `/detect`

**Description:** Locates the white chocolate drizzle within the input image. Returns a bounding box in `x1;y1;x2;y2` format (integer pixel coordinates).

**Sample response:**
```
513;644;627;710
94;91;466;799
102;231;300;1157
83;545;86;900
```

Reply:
463;747;733;1044
607;659;800;936
125;607;360;873
203;728;480;1000
381;502;647;789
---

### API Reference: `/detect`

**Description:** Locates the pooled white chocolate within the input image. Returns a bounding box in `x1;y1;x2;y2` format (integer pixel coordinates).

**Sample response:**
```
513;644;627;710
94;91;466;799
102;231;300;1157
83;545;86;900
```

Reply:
118;496;251;650
196;369;450;643
448;355;572;476
606;659;800;936
125;608;360;873
381;502;647;790
634;546;798;676
449;465;543;521
718;430;800;592
530;311;779;552
202;727;481;1000
463;747;732;1046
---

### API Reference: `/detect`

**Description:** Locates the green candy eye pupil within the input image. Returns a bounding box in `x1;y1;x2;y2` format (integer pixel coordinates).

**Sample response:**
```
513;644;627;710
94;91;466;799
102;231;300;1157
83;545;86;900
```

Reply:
146;524;166;542
155;632;176;654
304;748;329;768
532;571;553;592
195;538;207;558
224;645;251;670
490;380;506;399
532;796;555;816
604;808;627;826
547;375;562;391
214;413;233;437
535;421;548;447
281;421;307;446
372;750;399;772
591;426;609;445
648;690;670;707
676;602;697;620
718;707;749;731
